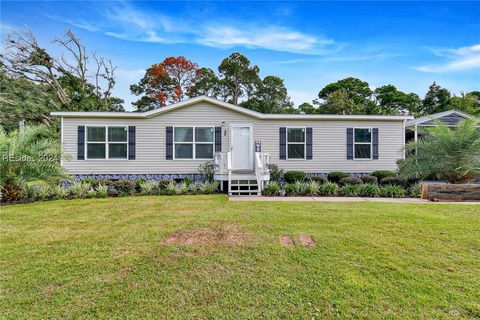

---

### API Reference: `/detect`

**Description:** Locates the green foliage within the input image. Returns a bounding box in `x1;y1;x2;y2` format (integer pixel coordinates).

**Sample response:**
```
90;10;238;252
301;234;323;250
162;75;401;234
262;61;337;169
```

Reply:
51;186;69;200
262;181;280;196
304;181;320;196
269;164;284;182
308;176;328;184
0;125;69;201
159;180;175;190
398;118;480;183
408;184;422;198
112;180;136;195
163;181;177;195
319;182;339;196
96;184;109;198
183;177;193;185
284;182;303;196
139;181;159;196
339;184;361;197
284;171;306;183
371;170;396;181
68;182;91;198
199;161;215;182
318;77;372;105
420;82;452;115
381;185;406;198
380;176;407;187
360;176;378;184
339;177;363;186
198;181;220;194
374;85;421;115
327;172;349;184
32;185;54;201
176;182;189;195
358;184;381;197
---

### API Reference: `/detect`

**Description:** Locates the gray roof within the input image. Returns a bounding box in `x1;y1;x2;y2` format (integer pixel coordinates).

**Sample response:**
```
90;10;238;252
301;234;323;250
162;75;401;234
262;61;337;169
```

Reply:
406;110;474;127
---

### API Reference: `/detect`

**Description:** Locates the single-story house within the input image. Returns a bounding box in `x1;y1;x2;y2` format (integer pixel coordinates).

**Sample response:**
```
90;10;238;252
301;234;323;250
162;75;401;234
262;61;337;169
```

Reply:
51;96;413;195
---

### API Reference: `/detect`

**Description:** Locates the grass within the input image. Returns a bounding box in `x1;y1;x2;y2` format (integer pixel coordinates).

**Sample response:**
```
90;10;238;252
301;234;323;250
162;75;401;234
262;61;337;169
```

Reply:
1;195;479;319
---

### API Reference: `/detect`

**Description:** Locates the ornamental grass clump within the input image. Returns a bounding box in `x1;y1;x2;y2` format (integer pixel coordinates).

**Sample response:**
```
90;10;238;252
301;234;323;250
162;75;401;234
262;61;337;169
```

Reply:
381;185;406;198
339;184;361;197
319;182;338;196
68;181;91;199
139;181;158;196
262;181;280;196
304;181;320;195
358;183;381;197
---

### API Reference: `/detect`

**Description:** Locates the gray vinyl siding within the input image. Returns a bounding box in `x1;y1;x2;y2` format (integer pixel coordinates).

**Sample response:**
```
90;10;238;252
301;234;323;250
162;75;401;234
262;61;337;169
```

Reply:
61;102;405;174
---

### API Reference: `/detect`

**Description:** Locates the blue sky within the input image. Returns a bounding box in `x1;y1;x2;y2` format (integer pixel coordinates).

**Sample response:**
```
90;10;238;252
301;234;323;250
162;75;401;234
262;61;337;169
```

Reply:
1;1;479;110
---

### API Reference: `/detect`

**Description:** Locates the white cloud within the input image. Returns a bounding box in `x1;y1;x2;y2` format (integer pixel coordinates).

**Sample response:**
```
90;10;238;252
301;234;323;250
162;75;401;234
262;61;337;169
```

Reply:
416;44;480;73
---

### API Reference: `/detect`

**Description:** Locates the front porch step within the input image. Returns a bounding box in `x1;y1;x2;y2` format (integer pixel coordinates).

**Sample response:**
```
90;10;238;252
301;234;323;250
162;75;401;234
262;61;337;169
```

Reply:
228;174;260;196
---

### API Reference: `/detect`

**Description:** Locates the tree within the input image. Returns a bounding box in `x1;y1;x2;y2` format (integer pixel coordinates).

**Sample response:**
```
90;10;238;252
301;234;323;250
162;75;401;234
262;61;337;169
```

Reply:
420;82;452;115
0;125;70;201
218;52;261;104
398;118;480;184
241;76;296;114
1;29;123;114
450;92;480;116
317;77;372;105
298;102;317;114
374;85;422;115
191;67;222;99
131;56;200;111
316;88;366;115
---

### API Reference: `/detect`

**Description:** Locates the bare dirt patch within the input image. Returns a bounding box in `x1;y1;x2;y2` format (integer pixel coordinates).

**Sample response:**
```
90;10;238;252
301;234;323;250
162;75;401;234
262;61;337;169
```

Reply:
163;224;249;246
279;235;294;247
298;235;316;247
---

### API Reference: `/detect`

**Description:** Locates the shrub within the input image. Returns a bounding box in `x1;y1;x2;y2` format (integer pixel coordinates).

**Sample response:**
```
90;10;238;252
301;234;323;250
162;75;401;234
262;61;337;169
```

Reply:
199;161;215;182
380;176;406;187
263;181;280;196
139;181;158;196
270;164;284;182
199;181;219;194
188;183;199;195
51;186;69;199
304;181;320;196
339;177;363;186
112;180;136;195
183;177;193;185
163;181;177;195
284;183;300;196
308;176;327;184
358;183;381;197
135;179;146;192
176;182;189;195
96;184;109;198
20;185;35;200
81;178;96;185
327;172;349;183
381;185;406;198
284;171;306;183
319;182;338;196
339;184;361;197
408;184;422;198
371;170;396;181
360;176;378;184
33;185;54;201
159;180;175;191
86;191;97;198
68;181;91;198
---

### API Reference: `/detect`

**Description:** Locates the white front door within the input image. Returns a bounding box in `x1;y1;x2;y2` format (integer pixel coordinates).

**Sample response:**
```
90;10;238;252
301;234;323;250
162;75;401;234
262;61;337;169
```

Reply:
231;125;252;170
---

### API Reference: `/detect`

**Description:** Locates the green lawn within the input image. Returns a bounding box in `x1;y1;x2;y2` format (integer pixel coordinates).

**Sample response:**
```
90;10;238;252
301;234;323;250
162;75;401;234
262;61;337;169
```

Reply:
1;196;479;319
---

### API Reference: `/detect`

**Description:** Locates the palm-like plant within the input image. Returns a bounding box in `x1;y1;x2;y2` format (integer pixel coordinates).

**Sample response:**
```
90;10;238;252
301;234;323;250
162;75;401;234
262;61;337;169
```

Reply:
0;125;70;201
398;118;480;183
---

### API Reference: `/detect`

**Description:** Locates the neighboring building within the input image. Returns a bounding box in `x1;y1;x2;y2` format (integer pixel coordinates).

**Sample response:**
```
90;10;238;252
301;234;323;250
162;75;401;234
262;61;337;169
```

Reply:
51;96;413;195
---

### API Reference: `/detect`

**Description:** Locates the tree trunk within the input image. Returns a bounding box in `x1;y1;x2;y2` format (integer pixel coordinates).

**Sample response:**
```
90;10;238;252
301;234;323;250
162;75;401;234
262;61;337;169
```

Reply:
421;184;480;201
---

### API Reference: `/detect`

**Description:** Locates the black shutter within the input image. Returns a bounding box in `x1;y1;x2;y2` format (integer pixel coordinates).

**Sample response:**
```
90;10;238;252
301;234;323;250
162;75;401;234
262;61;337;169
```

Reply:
166;126;173;160
279;127;286;160
128;126;136;160
346;128;354;160
306;127;313;160
77;126;85;160
215;126;222;152
372;128;379;160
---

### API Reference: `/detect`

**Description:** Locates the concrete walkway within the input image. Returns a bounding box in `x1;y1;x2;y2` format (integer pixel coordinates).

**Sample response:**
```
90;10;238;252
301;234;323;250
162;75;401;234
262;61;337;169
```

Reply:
229;196;480;205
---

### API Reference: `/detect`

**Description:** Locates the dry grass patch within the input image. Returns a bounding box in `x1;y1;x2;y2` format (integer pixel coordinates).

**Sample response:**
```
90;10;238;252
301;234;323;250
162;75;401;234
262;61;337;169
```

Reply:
163;224;249;246
279;235;294;247
298;235;316;247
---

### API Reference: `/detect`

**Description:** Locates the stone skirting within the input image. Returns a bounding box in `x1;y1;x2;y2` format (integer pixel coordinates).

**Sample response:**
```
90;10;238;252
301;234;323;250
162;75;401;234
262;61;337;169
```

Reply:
73;174;204;182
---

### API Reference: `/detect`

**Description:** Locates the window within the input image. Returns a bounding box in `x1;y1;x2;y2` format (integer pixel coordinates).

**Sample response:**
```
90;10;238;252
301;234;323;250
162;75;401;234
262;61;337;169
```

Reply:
354;128;372;159
174;126;214;159
86;126;128;159
287;128;305;159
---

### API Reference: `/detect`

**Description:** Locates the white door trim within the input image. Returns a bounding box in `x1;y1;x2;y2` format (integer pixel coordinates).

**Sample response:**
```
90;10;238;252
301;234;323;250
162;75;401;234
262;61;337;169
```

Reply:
229;124;253;170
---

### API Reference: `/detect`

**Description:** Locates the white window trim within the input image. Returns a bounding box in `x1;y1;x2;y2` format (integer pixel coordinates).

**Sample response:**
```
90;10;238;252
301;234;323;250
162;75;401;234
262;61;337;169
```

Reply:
85;126;129;160
286;127;306;160
353;127;373;160
173;126;215;160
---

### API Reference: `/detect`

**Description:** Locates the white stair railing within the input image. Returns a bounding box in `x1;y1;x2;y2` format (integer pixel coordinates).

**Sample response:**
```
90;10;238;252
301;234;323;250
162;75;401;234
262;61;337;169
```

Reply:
227;151;232;194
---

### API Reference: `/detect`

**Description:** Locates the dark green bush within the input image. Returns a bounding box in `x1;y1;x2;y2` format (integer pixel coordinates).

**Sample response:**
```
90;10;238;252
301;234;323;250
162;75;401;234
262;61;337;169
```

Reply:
112;180;136;195
308;176;327;184
358;183;381;197
381;185;406;198
270;164;284;182
339;184;361;197
284;171;306;183
339;177;363;186
284;182;304;196
371;170;396;181
327;172;349;183
360;176;378;184
380;176;407;187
